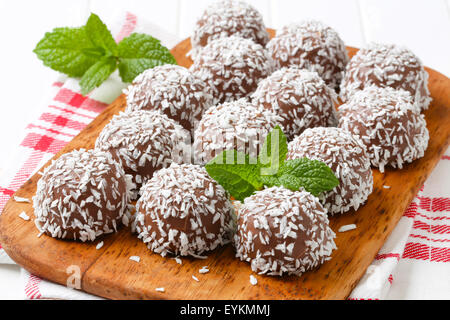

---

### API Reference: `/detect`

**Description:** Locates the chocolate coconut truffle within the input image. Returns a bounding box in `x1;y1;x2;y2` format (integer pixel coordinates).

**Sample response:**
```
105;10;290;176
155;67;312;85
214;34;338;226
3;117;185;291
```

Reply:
125;64;214;136
234;186;336;276
339;86;429;172
33;149;133;241
190;36;275;104
287;127;373;215
267;20;349;90
190;0;269;60
251;67;338;140
340;43;431;110
135;163;234;257
95;110;190;199
193;99;282;164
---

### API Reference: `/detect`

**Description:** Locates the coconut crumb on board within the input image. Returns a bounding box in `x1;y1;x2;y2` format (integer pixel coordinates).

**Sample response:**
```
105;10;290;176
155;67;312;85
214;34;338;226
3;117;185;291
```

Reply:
129;256;140;263
338;224;357;232
155;287;165;293
174;257;182;265
96;241;104;250
192;275;199;282
250;275;258;286
199;266;209;274
14;196;30;203
18;211;30;221
383;185;391;189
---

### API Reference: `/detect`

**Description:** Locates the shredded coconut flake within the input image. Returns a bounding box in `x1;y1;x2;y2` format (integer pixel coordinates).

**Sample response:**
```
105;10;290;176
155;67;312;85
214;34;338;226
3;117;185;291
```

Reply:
250;275;258;285
19;211;30;221
14;196;30;203
96;241;104;250
338;224;357;232
129;256;141;263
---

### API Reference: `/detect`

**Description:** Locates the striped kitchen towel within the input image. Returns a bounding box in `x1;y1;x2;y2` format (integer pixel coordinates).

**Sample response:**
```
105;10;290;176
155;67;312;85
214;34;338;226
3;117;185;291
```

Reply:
0;11;448;300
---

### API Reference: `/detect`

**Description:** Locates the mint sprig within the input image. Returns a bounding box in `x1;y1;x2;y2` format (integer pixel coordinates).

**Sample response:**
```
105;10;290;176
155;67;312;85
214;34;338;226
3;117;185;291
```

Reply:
33;13;176;95
205;126;339;201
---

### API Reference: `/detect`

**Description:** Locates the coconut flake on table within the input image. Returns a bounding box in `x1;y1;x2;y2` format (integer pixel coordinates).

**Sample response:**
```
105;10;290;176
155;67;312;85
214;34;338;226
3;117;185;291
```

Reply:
129;256;141;263
250;275;258;286
18;211;30;221
383;185;391;189
155;287;165;293
199;266;209;274
174;257;182;265
338;224;357;232
14;196;30;203
96;241;104;250
192;275;200;282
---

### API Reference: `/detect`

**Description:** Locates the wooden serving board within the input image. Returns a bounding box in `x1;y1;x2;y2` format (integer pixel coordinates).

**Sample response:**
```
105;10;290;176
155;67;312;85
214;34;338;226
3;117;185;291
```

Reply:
1;30;449;300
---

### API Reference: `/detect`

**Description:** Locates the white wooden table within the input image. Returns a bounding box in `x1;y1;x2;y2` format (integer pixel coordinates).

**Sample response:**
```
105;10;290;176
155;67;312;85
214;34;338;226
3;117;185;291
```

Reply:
0;0;449;300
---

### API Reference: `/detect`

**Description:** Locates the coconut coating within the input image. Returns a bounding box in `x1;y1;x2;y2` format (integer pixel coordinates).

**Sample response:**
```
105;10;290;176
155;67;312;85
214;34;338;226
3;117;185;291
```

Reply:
190;36;275;104
190;0;269;60
135;163;235;257
251;67;338;140
234;186;336;276
340;43;431;110
95;110;190;199
33;149;133;242
267;20;349;90
339;86;429;172
193;99;282;164
125;64;214;136
287;127;373;215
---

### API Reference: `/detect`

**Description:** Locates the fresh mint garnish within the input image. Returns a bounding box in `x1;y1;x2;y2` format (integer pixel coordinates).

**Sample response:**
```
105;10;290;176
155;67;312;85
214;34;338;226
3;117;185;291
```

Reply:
261;157;339;197
258;125;287;176
117;33;177;83
33;13;177;95
205;150;262;202
205;127;339;201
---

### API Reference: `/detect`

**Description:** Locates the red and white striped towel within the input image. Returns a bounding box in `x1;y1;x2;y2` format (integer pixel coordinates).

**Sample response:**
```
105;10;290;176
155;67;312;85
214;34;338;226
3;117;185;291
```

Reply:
0;12;449;300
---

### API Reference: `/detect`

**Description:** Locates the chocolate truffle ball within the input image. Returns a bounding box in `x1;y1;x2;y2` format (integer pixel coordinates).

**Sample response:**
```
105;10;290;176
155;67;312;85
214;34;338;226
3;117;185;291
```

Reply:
340;43;431;110
267;20;349;90
135;163;235;257
234;186;337;276
190;36;275;104
251;67;338;140
193;99;282;164
287;127;373;215
339;86;429;172
95;110;190;199
190;0;269;60
33;149;133;241
125;64;214;136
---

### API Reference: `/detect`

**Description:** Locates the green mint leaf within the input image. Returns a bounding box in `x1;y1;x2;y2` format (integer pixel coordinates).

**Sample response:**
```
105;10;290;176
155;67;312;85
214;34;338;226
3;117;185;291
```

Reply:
276;158;339;196
258;125;287;176
85;13;118;56
33;26;100;77
79;56;117;95
205;150;262;202
117;33;177;83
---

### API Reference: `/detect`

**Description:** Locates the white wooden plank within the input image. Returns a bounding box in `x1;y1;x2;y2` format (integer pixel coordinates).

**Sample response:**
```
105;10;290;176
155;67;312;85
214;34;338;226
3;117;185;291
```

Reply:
359;0;450;77
0;0;89;172
89;0;180;36
271;0;366;48
178;0;271;41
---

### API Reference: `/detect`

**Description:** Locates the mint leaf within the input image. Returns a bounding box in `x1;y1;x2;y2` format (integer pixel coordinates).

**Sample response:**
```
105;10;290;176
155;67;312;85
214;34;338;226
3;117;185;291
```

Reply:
258;125;287;176
117;33;177;82
34;27;99;77
205;150;262;202
85;13;118;56
276;158;339;196
79;56;117;95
